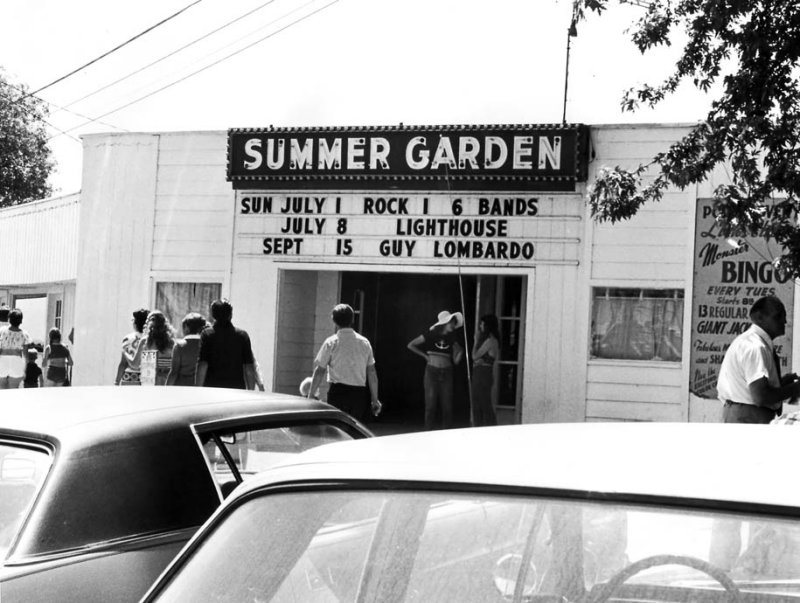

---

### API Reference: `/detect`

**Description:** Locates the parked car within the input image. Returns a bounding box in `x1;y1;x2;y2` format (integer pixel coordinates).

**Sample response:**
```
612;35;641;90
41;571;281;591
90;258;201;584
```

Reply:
142;422;800;602
0;385;371;603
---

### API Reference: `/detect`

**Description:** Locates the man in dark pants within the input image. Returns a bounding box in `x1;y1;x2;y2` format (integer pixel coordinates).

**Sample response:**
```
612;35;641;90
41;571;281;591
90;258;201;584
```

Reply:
309;304;380;421
717;295;800;423
710;295;800;570
196;299;256;389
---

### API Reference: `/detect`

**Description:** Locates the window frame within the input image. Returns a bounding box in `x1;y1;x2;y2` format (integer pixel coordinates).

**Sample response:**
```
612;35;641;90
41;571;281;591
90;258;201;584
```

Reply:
191;413;371;495
589;287;685;364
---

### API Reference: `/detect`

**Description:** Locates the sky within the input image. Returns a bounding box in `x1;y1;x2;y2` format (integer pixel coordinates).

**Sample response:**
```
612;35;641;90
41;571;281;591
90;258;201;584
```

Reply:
1;0;714;195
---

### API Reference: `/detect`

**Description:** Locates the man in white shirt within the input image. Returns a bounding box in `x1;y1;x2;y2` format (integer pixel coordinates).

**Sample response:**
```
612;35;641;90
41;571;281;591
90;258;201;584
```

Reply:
309;304;380;421
711;295;800;571
717;295;800;423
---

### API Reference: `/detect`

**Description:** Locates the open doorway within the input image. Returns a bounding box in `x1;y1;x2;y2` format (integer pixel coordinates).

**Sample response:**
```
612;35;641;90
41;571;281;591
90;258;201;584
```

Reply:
341;272;526;431
13;295;48;349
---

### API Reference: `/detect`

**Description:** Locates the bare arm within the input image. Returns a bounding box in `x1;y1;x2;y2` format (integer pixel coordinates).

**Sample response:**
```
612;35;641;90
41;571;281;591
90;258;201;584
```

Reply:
367;364;381;415
407;335;428;360
115;351;126;385
165;345;180;386
750;376;800;409
243;363;257;390
473;338;491;361
452;342;464;365
309;365;326;400
367;364;379;404
195;361;208;387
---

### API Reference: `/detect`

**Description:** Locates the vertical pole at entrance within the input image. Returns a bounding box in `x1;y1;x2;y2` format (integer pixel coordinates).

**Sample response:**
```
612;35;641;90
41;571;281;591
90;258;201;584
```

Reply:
457;264;473;426
444;155;474;426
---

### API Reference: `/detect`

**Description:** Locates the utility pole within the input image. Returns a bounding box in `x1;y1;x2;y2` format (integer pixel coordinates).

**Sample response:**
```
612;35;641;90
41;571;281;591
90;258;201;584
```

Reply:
561;2;579;124
562;0;652;124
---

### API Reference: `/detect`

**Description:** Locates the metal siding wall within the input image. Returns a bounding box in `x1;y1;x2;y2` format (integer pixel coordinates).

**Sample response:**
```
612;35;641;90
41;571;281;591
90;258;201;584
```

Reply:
525;263;586;423
586;125;695;421
273;270;319;394
0;194;79;284
73;134;160;385
230;257;278;391
153;132;233;273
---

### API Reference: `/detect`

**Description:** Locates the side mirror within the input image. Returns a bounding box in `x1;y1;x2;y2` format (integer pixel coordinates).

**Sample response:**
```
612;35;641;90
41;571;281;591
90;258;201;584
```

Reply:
1;456;38;481
219;433;237;445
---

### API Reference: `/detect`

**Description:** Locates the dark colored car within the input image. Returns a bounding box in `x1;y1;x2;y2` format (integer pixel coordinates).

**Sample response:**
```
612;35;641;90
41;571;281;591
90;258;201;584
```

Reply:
144;423;800;602
0;386;371;602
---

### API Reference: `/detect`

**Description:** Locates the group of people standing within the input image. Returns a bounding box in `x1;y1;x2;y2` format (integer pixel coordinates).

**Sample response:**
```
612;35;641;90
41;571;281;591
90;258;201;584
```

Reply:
115;300;262;389
114;296;501;429
407;310;501;429
309;302;502;429
0;305;73;389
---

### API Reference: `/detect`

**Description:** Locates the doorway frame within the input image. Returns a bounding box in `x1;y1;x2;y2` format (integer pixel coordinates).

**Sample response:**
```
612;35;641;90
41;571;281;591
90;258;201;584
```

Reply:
273;261;534;425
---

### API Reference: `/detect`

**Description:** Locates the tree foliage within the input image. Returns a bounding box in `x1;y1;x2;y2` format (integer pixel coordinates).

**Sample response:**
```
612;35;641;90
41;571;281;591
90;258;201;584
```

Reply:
580;0;800;276
0;71;53;207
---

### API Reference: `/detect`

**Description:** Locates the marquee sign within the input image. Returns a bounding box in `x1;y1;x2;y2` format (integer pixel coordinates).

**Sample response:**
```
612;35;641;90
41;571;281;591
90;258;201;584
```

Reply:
234;192;582;267
227;124;590;191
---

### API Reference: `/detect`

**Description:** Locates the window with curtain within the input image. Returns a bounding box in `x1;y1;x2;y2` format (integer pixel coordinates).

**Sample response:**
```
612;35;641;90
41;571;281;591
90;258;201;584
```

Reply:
591;288;684;361
155;282;222;336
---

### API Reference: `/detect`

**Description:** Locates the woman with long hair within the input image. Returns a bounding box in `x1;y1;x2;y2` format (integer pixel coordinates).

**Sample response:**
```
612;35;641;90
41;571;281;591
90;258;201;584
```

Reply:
471;314;500;426
407;310;464;430
142;310;176;386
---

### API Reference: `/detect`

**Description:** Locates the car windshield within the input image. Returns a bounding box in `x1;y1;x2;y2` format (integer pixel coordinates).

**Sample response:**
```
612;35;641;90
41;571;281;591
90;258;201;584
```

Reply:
151;488;800;603
0;443;51;559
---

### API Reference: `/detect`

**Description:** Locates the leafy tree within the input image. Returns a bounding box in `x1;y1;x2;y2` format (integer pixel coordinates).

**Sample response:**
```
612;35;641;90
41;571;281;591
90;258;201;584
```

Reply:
0;71;53;207
579;0;800;276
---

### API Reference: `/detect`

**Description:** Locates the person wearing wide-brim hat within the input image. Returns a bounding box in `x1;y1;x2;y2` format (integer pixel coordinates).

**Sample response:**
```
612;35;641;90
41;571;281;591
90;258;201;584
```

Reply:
407;310;464;430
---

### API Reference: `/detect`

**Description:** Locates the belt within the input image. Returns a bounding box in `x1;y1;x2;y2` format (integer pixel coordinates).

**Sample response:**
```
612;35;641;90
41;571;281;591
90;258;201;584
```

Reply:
725;399;778;415
724;399;754;407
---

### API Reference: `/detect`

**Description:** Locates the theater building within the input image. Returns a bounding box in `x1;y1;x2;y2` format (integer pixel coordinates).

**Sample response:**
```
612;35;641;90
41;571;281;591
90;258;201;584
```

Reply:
1;122;795;427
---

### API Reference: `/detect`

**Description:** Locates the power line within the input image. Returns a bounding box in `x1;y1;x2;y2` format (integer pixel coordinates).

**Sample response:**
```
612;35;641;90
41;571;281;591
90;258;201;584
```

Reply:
58;0;278;112
0;82;88;142
1;79;128;133
50;0;339;140
26;0;205;98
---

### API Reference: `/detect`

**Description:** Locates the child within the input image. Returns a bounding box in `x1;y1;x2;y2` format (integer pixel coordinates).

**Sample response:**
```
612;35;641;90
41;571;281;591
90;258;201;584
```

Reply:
43;327;73;387
23;350;43;388
299;376;318;399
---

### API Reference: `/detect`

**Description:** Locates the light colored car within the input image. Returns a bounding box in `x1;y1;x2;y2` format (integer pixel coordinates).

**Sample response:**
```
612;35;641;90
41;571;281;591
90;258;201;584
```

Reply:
142;422;800;602
0;386;371;603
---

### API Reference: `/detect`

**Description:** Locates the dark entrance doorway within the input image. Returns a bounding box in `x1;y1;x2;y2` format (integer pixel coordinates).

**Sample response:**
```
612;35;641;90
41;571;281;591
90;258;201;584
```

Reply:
341;272;527;432
341;273;477;430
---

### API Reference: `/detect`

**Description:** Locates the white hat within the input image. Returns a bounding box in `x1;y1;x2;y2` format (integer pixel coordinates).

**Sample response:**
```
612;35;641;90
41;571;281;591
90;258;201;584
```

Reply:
431;310;464;330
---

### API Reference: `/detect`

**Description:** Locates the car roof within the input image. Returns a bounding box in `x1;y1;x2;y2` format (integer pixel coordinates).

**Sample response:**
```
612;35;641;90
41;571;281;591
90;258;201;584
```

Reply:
238;423;800;512
0;385;352;444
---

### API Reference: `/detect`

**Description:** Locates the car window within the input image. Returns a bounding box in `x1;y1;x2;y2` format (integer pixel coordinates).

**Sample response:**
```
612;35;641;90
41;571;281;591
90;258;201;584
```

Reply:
0;443;51;559
150;489;800;603
199;423;355;488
